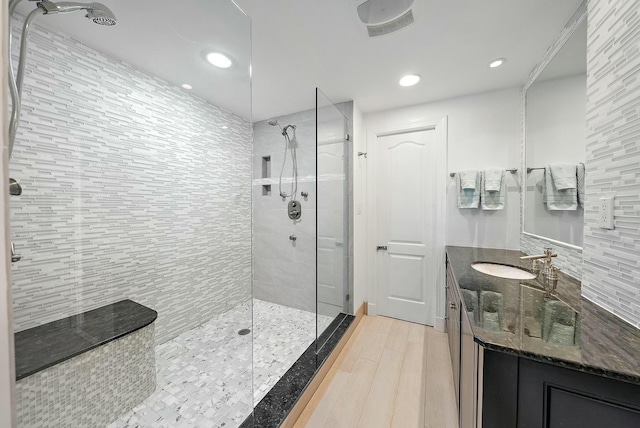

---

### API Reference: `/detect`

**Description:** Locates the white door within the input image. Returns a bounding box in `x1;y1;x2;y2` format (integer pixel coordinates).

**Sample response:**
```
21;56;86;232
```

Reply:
317;141;346;312
376;129;437;325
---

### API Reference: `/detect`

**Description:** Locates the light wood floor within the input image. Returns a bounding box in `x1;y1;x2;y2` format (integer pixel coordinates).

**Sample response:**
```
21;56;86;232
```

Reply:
292;315;458;428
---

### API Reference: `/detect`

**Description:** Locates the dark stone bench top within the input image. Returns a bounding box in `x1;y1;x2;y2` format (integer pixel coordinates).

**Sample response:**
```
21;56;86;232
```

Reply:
15;300;157;380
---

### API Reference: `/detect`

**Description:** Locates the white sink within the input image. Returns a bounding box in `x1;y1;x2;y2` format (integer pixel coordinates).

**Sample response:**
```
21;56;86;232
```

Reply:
471;262;537;280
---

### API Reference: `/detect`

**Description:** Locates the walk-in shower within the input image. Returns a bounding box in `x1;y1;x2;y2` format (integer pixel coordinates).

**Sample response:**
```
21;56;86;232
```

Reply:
7;1;352;426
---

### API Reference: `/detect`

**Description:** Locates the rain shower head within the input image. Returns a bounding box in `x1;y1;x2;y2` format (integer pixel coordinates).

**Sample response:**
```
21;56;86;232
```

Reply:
36;1;118;26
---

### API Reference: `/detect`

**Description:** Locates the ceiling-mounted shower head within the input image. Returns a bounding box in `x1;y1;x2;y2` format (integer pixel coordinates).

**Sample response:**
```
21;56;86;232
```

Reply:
37;1;118;26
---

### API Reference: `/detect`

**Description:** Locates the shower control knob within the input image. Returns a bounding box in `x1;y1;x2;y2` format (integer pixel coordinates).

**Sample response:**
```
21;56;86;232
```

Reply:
10;242;21;263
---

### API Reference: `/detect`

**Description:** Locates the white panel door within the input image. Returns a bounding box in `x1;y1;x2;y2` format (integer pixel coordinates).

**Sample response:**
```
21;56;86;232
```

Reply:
317;141;345;310
376;130;437;325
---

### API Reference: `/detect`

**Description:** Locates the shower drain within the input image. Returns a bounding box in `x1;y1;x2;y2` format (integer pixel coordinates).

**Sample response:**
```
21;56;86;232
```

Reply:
238;328;251;336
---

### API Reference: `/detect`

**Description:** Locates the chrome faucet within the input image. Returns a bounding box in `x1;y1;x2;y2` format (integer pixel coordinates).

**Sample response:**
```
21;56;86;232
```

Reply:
520;247;558;296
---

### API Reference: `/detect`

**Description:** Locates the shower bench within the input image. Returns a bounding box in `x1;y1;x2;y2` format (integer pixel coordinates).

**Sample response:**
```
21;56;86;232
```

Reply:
14;300;157;427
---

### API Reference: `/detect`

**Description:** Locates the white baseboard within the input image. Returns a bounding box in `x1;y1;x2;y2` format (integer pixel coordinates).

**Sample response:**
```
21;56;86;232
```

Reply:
366;302;378;316
434;316;446;332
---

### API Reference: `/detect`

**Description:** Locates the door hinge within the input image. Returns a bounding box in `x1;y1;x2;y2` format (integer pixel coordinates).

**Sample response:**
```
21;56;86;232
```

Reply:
346;294;350;301
345;133;350;141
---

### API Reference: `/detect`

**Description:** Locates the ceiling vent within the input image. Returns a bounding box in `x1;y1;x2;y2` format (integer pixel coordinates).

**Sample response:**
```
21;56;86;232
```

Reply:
356;0;415;37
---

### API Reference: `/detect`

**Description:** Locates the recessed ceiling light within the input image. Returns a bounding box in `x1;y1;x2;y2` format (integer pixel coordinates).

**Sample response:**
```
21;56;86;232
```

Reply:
181;83;192;90
206;52;232;68
399;74;421;87
489;58;506;68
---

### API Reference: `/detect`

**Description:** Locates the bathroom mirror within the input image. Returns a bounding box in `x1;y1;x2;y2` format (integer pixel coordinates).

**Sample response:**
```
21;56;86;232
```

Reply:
524;19;586;248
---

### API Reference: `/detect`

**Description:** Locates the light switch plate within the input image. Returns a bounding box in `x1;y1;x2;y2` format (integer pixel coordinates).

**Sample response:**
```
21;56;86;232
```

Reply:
598;196;614;230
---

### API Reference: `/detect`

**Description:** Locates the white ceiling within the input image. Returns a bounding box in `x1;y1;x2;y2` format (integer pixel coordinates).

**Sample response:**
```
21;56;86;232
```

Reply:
16;0;584;122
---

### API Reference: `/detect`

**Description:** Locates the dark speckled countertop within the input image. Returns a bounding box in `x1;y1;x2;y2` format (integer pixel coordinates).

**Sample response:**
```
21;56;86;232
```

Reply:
447;246;640;385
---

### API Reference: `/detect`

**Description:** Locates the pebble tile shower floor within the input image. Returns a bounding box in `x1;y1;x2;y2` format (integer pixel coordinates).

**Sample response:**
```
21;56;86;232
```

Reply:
109;299;333;428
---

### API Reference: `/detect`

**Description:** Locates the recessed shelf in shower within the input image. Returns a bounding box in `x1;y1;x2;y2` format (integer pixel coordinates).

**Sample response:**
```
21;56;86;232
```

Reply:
262;156;271;196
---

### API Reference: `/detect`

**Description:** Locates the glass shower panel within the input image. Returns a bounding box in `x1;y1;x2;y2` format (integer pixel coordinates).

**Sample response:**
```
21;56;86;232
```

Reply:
9;0;253;426
316;88;350;347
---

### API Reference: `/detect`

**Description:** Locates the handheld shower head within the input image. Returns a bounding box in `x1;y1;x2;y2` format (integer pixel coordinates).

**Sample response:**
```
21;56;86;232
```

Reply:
36;1;118;26
268;119;284;134
268;120;296;136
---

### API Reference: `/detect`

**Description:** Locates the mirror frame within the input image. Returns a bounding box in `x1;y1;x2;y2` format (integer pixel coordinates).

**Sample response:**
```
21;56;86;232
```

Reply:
520;2;587;252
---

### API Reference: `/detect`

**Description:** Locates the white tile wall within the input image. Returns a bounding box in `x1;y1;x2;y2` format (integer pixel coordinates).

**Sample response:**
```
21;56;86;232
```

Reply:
9;18;252;344
581;0;640;328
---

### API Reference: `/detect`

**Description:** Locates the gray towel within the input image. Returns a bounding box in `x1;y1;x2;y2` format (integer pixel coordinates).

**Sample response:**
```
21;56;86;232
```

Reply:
544;166;577;210
484;168;503;192
457;173;480;208
459;170;478;189
577;162;585;208
550;163;577;190
481;170;505;210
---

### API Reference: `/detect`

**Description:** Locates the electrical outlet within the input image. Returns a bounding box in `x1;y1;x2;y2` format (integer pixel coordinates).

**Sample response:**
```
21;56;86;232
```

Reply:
598;196;615;230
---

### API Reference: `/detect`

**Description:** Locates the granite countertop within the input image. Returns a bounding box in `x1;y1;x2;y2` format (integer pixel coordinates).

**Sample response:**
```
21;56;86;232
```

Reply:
14;299;157;380
447;246;640;384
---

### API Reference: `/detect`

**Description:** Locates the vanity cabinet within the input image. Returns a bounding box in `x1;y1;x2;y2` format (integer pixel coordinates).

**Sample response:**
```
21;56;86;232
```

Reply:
517;357;640;427
445;254;640;428
446;258;479;427
446;257;461;408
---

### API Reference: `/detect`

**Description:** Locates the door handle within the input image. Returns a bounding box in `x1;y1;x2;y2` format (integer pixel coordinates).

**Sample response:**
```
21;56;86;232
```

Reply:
449;302;457;310
376;246;388;251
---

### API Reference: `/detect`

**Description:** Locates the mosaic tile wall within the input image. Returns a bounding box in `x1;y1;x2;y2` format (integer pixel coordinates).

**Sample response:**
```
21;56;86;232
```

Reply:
9;17;252;343
581;0;640;328
520;233;583;280
16;324;155;427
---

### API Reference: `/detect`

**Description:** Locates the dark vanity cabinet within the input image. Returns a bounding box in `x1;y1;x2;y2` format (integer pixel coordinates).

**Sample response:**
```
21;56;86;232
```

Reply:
517;357;640;427
445;250;640;428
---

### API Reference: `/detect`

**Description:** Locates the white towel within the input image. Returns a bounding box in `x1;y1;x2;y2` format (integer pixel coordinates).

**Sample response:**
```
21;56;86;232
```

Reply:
544;166;577;210
577;162;585;208
484;168;504;192
550;163;577;190
459;170;478;190
482;170;505;210
457;173;480;208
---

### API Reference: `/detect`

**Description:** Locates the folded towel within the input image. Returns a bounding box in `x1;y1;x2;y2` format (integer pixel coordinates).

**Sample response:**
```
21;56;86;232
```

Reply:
457;173;480;208
550;163;577;190
459;170;478;190
482;170;505;210
544;166;577;210
577;162;585;208
484;168;504;192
